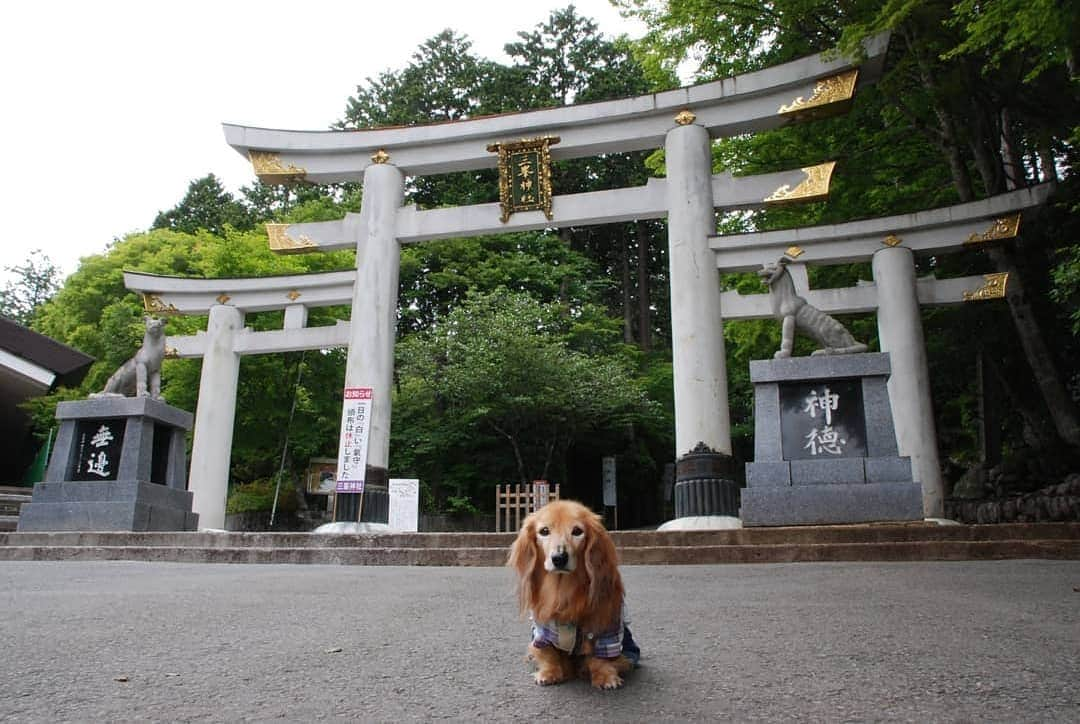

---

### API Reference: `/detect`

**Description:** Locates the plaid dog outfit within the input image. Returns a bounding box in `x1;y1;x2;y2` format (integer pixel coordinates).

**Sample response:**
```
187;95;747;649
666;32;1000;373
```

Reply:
529;606;641;665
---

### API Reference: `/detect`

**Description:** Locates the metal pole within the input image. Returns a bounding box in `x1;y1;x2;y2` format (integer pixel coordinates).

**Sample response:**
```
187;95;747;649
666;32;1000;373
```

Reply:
271;352;304;527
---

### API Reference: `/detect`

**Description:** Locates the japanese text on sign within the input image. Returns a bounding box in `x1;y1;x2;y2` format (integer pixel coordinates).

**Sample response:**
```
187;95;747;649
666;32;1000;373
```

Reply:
336;387;373;493
779;379;867;461
85;424;115;477
801;386;846;456
74;418;123;481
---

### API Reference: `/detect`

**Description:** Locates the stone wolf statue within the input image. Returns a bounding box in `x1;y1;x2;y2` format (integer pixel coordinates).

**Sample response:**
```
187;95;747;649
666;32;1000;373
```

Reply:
91;317;167;399
758;257;868;358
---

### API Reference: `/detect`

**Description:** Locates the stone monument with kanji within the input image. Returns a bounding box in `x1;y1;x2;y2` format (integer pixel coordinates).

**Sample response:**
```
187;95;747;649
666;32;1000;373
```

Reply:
18;318;198;531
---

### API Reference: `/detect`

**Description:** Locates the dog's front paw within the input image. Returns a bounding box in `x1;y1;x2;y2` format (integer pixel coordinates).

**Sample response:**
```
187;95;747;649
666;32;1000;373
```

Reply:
586;657;625;690
590;671;624;690
535;669;566;686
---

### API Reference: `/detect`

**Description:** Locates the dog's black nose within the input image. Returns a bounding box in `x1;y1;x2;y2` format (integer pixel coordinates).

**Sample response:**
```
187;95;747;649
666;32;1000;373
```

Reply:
551;551;569;569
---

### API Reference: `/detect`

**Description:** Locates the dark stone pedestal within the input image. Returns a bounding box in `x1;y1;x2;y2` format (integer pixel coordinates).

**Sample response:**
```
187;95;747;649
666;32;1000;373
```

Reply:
674;445;739;517
19;482;198;531
18;397;198;531
740;354;923;526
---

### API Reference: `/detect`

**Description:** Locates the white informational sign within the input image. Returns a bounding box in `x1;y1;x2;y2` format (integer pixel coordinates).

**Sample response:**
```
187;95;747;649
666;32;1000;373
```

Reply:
336;387;373;493
388;478;420;532
602;456;617;507
533;480;550;508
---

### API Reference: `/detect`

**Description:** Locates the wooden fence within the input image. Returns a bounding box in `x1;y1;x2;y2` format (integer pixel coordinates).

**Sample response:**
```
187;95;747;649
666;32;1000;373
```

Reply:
495;481;560;532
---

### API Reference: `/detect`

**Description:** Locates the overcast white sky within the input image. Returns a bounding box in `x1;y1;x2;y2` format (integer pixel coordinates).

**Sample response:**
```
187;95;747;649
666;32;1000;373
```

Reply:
0;0;645;285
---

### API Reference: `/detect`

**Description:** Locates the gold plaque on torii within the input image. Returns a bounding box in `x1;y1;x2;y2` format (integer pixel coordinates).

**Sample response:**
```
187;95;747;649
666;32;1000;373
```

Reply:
962;272;1009;302
487;136;560;223
764;161;836;205
778;70;859;118
266;223;318;254
141;294;178;315
964;214;1021;245
249;151;307;184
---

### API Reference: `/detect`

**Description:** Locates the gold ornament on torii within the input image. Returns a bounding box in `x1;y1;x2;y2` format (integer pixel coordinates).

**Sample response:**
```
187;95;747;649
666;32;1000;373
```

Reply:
249;151;307;184
777;70;859;118
764;161;837;204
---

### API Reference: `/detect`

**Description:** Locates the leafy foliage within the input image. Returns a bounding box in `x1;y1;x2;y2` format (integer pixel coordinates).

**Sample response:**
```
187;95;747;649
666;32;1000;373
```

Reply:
26;223;354;487
226;477;298;514
394;289;657;505
1;250;61;326
622;0;1080;463
152;175;256;236
1051;245;1080;337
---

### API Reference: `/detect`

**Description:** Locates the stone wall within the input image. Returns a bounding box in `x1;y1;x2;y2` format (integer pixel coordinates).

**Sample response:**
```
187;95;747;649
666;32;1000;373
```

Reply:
945;475;1080;524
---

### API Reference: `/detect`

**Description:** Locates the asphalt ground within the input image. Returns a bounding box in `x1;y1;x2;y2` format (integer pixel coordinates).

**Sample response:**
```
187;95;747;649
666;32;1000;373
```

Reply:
1;560;1078;722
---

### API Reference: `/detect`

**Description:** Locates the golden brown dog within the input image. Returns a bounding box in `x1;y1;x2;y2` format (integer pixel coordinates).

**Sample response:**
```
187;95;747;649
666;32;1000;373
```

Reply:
508;500;633;689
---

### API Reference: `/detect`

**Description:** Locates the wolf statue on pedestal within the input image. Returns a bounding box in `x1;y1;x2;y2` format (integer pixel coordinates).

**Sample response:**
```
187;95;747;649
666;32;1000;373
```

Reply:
90;317;167;399
758;257;868;358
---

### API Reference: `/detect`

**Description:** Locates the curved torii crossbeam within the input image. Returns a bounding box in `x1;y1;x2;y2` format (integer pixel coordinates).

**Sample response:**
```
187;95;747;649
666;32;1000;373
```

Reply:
224;34;888;182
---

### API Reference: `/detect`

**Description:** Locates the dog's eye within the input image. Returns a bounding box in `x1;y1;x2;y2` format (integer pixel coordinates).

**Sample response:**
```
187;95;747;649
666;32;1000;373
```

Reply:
571;526;584;537
538;526;550;536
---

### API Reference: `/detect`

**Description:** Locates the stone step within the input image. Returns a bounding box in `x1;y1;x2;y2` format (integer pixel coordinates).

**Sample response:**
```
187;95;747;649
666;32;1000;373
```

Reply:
0;488;32;530
0;492;33;504
0;492;32;518
0;523;1075;565
0;522;1076;550
0;538;1076;566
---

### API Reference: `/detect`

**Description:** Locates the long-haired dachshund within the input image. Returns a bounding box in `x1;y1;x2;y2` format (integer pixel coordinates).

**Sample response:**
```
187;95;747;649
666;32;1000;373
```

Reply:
508;499;639;689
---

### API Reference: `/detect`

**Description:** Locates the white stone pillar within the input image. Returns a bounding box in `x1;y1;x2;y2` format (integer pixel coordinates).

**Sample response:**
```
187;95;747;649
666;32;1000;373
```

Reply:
341;160;404;476
188;304;244;529
872;246;944;518
665;121;731;457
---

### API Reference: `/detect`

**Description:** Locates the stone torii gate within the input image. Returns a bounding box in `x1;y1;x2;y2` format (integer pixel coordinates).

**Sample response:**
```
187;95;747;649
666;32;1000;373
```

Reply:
130;37;893;528
712;184;1052;517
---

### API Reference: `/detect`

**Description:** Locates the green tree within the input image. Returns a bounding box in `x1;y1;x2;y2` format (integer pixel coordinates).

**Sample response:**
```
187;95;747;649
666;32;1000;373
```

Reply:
152;174;255;236
239;180;360;224
341;10;672;351
504;6;669;350
28;224;355;492
394;289;654;507
835;0;1080;448
620;0;1080;457
1;250;61;326
398;231;599;335
338;29;514;208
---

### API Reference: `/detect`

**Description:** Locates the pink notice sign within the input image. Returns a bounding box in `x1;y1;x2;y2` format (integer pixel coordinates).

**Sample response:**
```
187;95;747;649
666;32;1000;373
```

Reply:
336;387;373;493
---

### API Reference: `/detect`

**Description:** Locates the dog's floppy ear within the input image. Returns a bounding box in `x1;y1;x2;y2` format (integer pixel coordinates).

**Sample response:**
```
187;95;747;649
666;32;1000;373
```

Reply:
582;511;624;629
507;512;541;617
